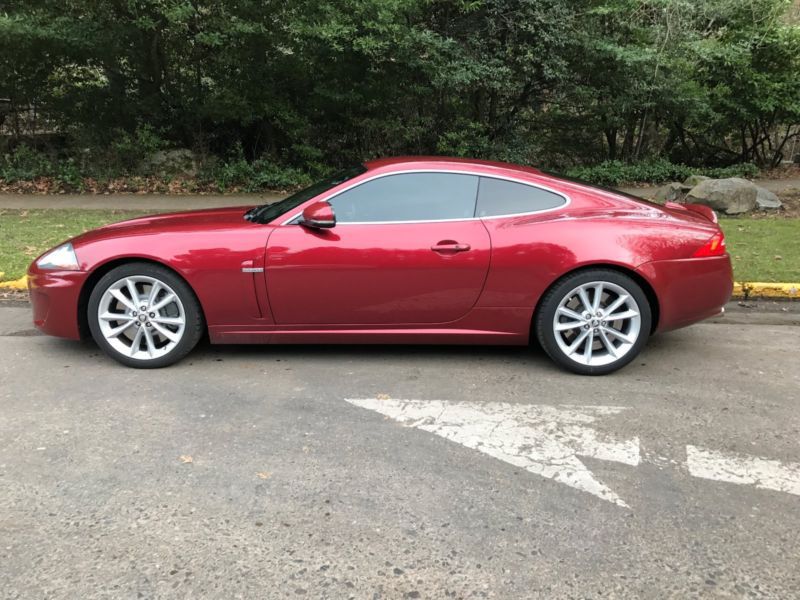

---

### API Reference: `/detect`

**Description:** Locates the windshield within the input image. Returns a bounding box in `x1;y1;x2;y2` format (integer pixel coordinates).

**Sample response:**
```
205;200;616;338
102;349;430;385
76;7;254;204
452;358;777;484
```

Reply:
249;165;368;224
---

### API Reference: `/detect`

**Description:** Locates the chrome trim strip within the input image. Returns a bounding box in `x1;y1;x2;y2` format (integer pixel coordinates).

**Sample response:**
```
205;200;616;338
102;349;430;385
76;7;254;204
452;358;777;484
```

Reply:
279;168;572;226
241;267;264;273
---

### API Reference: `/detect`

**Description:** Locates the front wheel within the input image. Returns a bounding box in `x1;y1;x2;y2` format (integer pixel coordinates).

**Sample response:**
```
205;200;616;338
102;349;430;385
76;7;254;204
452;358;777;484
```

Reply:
535;269;652;375
88;263;204;368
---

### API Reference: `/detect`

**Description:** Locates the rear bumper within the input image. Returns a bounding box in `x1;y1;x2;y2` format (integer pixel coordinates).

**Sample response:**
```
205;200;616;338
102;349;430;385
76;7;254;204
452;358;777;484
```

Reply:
637;255;733;333
26;266;86;340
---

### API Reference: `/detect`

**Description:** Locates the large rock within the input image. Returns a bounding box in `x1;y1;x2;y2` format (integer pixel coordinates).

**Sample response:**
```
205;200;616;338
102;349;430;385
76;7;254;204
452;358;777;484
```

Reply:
754;186;782;210
142;149;198;176
652;182;685;203
685;177;757;215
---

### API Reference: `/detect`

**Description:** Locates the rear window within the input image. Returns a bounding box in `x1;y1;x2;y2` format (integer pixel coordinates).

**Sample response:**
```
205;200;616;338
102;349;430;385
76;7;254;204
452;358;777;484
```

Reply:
476;177;566;217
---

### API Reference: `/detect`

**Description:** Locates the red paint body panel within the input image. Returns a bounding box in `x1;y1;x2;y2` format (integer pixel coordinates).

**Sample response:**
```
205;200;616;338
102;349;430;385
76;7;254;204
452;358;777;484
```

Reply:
27;269;84;339
637;256;733;332
27;157;733;345
266;220;491;324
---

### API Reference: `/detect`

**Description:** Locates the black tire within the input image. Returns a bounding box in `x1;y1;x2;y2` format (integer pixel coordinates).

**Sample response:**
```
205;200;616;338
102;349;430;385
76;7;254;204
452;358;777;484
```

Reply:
535;269;652;375
87;262;204;368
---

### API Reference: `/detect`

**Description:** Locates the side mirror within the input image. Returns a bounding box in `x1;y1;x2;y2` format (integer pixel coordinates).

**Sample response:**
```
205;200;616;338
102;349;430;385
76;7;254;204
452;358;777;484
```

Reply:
300;201;336;229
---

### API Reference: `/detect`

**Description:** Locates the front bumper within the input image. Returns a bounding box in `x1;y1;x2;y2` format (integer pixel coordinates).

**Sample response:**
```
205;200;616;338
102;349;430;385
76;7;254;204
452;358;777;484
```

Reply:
27;267;87;340
637;255;733;333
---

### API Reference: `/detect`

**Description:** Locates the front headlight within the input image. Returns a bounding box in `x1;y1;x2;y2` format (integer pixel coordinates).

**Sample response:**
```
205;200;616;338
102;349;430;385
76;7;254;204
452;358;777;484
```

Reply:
36;242;80;270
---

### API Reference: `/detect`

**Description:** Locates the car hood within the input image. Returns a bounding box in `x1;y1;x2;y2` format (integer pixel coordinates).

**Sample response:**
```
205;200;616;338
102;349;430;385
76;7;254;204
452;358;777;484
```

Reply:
70;206;256;245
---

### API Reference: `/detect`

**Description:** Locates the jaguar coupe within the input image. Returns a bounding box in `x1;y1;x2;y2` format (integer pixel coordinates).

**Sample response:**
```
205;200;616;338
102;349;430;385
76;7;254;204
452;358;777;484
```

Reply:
28;157;732;374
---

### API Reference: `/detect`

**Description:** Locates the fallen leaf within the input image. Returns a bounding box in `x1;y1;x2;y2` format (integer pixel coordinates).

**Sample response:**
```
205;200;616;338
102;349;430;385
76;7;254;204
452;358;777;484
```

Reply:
179;455;193;464
257;471;271;480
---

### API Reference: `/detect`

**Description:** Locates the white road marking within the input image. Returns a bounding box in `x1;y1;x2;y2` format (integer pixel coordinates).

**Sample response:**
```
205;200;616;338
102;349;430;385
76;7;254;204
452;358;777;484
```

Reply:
346;399;639;507
686;445;800;497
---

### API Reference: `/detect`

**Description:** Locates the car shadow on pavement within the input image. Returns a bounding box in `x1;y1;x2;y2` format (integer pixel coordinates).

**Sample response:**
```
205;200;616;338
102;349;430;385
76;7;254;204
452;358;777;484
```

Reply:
35;327;698;376
197;338;550;364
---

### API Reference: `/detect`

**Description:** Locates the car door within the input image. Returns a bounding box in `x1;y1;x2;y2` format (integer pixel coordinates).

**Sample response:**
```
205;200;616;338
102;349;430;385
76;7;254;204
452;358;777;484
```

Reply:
265;172;491;325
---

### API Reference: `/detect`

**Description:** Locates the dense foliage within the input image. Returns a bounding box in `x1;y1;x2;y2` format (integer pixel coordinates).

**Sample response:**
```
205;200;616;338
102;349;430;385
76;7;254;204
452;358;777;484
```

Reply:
565;159;759;187
1;0;798;186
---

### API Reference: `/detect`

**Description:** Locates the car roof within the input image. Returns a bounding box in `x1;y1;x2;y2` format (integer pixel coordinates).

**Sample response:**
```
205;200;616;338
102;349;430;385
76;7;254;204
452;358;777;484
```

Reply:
363;156;544;177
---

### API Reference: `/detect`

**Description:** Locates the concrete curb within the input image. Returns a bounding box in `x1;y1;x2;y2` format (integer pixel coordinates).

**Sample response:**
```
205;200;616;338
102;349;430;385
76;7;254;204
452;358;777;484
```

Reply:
2;274;799;299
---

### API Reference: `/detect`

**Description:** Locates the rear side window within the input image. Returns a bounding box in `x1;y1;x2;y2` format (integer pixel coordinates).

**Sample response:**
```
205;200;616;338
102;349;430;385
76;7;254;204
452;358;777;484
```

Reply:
329;173;479;223
476;177;565;217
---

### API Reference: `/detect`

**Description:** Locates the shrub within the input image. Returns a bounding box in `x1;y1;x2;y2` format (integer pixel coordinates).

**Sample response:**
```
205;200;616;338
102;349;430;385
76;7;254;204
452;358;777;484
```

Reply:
198;146;312;192
564;159;760;186
108;125;167;175
703;163;760;179
0;144;54;182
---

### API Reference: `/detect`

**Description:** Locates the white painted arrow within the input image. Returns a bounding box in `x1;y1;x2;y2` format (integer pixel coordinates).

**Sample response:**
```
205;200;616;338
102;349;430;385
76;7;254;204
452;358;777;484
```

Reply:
686;445;800;496
346;399;639;507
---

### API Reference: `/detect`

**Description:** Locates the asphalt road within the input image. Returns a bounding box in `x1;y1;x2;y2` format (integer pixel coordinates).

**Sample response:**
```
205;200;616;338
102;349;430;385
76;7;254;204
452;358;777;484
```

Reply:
1;304;799;599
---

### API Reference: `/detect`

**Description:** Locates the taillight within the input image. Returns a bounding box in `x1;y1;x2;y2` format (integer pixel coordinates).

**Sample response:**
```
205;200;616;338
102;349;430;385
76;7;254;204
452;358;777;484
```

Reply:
692;231;726;257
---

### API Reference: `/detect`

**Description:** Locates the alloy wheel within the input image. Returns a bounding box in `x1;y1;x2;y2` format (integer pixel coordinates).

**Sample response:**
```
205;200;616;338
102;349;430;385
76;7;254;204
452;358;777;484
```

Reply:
97;276;186;360
552;281;642;367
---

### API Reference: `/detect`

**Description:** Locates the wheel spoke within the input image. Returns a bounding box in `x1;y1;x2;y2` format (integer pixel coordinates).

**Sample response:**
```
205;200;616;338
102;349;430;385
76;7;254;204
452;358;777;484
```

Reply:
128;326;144;355
151;293;177;312
592;283;604;312
603;326;635;345
151;316;183;326
555;320;583;332
147;281;161;307
100;311;128;321
109;289;136;312
577;288;593;313
607;309;639;320
126;278;140;306
566;328;590;355
142;326;156;357
582;329;595;362
598;328;618;358
604;294;628;315
151;321;181;343
557;306;584;321
106;320;135;338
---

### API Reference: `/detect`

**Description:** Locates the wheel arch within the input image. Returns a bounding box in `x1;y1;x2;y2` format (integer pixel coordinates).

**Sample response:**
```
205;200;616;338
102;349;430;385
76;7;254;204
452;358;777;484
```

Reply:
531;263;660;339
77;257;207;340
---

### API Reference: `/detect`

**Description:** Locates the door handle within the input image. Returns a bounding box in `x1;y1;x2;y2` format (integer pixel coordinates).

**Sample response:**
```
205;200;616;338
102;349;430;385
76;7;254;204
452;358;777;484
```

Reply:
431;241;471;253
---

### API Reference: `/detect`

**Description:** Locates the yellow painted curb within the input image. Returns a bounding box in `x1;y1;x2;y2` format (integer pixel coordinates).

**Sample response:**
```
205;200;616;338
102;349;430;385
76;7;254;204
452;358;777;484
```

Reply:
733;282;800;299
0;275;28;290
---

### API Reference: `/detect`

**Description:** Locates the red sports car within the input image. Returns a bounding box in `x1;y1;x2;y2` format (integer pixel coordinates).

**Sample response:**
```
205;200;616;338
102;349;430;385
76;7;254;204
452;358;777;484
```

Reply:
28;157;732;374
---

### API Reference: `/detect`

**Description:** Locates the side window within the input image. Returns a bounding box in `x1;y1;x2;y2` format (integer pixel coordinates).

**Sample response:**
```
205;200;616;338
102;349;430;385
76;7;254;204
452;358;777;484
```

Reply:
329;173;479;223
476;177;565;217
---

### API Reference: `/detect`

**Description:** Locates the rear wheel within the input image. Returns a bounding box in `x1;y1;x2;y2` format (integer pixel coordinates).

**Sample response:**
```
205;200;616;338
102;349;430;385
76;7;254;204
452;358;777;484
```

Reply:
535;269;652;375
88;263;204;368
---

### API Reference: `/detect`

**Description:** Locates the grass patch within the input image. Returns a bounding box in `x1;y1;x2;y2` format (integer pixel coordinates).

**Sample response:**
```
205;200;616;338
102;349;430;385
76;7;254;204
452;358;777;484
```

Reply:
1;209;798;284
720;218;800;283
0;209;151;280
